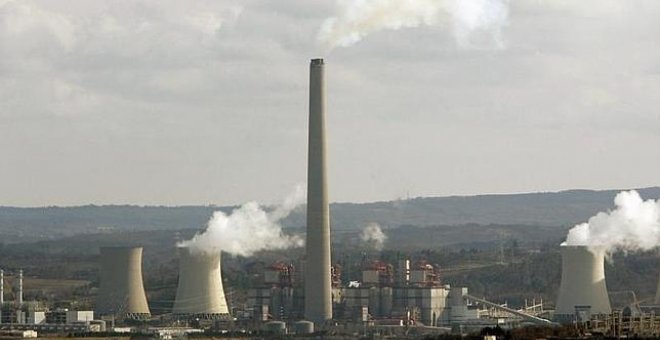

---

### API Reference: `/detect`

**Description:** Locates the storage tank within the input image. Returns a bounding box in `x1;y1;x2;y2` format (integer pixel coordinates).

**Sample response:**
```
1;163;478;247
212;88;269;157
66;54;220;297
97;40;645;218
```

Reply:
95;246;151;318
265;321;286;335
555;245;611;322
294;320;314;334
172;247;229;318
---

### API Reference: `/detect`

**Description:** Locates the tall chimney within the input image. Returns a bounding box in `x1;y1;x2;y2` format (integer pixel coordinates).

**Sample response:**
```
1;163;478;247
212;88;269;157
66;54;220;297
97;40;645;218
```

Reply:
17;270;23;306
655;272;660;304
304;58;332;324
0;269;4;305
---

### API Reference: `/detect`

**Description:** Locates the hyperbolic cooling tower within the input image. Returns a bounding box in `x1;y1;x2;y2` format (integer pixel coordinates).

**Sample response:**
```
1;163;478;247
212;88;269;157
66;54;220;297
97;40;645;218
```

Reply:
172;247;229;318
555;245;611;318
304;58;333;324
96;246;151;318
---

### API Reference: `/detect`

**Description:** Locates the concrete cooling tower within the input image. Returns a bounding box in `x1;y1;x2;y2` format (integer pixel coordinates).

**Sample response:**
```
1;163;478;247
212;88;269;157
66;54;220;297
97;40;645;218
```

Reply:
172;247;229;319
555;245;611;322
304;58;333;324
96;247;151;318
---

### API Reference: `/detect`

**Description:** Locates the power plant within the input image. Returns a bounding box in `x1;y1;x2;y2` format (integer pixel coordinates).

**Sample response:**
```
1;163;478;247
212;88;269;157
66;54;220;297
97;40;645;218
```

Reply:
95;246;151;319
172;247;230;318
1;59;658;339
304;58;333;324
555;245;612;322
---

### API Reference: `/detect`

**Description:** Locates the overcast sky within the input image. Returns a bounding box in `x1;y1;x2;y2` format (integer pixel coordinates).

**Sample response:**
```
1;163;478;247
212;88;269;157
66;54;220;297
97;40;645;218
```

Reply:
1;0;658;207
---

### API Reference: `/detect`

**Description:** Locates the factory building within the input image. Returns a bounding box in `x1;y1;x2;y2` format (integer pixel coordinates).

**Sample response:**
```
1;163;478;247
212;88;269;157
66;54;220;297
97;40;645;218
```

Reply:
555;245;611;323
172;247;230;319
247;262;303;321
338;259;472;326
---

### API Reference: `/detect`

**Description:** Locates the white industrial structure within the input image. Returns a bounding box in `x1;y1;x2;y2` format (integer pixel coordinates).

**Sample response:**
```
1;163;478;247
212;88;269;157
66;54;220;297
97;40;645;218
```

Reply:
555;245;611;322
172;247;229;318
95;247;151;318
304;58;333;325
17;270;23;306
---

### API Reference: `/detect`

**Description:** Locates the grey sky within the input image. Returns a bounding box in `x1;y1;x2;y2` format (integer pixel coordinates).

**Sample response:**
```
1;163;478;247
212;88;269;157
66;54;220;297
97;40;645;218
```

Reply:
0;0;658;207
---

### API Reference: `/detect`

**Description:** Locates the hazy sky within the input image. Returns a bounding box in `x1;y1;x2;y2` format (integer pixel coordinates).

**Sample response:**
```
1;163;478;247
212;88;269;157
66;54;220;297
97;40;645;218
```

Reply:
1;0;659;207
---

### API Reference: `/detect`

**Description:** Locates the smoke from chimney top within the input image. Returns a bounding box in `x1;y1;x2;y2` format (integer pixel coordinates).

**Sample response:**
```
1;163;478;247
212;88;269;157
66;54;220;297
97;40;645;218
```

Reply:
318;0;509;50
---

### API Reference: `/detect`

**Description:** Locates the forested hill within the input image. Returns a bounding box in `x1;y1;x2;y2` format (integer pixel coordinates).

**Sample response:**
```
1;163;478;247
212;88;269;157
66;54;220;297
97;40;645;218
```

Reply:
320;187;660;229
1;187;658;242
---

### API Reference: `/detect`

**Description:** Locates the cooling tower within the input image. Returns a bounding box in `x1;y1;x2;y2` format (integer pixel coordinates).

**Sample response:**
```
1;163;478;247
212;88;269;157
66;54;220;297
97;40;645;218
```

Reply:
555;245;611;320
172;247;229;318
304;58;333;323
96;247;151;318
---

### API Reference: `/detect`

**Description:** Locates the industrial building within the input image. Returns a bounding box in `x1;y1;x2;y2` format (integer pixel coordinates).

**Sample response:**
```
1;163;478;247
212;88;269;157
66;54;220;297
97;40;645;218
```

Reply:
95;246;151;319
244;257;555;330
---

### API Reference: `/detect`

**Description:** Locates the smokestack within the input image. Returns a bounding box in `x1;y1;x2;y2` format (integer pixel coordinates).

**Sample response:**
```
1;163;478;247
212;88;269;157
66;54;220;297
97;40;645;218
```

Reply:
172;247;229;318
304;58;333;324
0;269;3;305
17;270;23;306
95;247;151;318
655;273;660;304
555;246;611;322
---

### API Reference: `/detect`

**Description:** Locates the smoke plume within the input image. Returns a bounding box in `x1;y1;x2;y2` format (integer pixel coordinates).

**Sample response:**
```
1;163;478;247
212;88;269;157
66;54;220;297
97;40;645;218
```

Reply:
178;185;305;256
360;222;388;250
562;190;660;253
318;0;509;50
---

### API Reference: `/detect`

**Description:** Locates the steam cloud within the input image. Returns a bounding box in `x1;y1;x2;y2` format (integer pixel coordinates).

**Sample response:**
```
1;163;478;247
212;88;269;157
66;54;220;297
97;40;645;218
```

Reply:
318;0;509;49
562;190;660;253
178;185;305;256
360;222;388;250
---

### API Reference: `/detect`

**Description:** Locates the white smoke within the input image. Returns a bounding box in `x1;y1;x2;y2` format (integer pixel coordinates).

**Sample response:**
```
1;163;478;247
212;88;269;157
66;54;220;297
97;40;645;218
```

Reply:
563;190;660;253
318;0;509;50
178;185;305;256
360;222;388;250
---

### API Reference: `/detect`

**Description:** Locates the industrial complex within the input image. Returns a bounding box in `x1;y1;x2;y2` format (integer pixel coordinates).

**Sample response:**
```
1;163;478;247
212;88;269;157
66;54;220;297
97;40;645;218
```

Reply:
0;59;658;339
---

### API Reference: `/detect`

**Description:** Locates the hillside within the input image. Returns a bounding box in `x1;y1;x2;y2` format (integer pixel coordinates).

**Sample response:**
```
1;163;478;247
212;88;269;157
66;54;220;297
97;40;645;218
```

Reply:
1;187;658;243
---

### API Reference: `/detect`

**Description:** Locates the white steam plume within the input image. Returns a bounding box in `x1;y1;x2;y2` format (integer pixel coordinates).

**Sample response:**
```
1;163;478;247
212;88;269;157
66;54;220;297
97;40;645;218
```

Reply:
360;222;388;250
318;0;509;50
178;185;305;256
562;190;660;253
